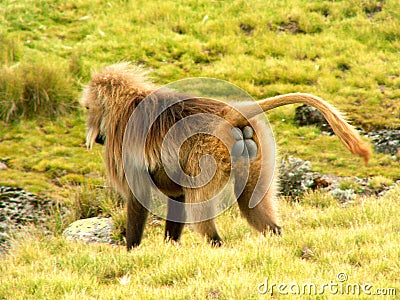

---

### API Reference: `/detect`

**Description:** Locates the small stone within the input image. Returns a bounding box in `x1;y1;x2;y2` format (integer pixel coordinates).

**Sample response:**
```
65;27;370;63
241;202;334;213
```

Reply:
301;247;315;260
0;162;7;170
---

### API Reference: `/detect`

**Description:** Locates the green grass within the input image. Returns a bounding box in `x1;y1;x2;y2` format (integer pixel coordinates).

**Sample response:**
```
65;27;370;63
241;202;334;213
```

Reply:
1;188;399;299
0;0;399;299
0;36;77;121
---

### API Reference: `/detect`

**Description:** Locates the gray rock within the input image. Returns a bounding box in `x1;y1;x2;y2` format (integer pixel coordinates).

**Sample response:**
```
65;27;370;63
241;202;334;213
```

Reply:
63;217;114;244
278;156;397;201
294;104;333;134
0;186;55;253
278;156;316;196
366;130;400;155
331;189;356;202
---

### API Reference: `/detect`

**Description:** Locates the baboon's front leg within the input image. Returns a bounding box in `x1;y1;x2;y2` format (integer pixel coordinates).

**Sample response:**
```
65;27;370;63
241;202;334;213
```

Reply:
165;195;186;242
126;195;149;250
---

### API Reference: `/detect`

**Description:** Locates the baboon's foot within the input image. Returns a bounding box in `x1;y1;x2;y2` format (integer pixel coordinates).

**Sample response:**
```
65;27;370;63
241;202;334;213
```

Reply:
206;232;223;247
164;220;185;243
270;224;282;236
210;236;224;247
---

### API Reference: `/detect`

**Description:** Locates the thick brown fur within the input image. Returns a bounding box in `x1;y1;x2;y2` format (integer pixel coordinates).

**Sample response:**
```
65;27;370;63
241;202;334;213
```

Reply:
81;63;371;250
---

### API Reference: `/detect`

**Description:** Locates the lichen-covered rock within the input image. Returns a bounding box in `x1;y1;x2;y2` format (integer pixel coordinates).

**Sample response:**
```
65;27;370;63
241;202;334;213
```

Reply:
63;217;114;244
330;188;356;202
366;130;400;156
0;186;55;253
278;157;397;200
0;186;53;226
278;156;318;196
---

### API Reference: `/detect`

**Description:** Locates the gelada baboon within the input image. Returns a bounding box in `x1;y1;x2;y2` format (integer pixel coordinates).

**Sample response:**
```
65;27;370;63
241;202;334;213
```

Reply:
81;63;370;250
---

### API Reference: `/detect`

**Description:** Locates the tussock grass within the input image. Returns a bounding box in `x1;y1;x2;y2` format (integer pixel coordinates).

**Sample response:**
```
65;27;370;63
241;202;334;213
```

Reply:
63;183;126;240
0;60;77;122
0;36;77;122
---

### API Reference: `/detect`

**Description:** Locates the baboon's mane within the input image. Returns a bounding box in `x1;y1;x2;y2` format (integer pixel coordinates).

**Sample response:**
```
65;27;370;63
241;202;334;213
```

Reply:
85;63;227;193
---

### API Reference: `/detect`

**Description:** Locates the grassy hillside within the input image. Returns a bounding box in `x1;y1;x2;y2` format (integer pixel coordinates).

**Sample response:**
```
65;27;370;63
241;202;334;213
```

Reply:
0;0;399;299
1;189;399;299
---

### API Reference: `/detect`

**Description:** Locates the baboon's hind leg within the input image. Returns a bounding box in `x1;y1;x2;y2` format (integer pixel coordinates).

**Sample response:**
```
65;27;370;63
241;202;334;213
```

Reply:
165;195;186;242
184;189;223;246
194;219;223;246
126;195;149;250
235;162;281;235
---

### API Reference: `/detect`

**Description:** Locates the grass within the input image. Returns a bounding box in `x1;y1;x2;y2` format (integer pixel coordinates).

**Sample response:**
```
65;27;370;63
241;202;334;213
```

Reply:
0;0;399;299
0;36;77;122
1;188;399;299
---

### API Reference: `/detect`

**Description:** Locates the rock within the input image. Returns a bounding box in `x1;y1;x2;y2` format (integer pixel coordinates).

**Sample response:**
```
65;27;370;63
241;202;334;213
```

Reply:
294;104;333;134
278;156;397;201
300;247;315;260
278;156;318;196
0;186;53;226
295;108;400;156
330;188;356;202
63;217;114;244
0;186;55;253
0;162;7;170
366;130;400;155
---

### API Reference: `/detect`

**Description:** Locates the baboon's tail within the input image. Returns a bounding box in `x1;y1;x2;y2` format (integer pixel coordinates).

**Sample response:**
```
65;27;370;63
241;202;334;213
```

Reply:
223;93;371;164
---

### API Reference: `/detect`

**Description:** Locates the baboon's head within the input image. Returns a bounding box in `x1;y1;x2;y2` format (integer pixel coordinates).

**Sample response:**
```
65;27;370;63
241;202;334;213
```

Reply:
81;63;155;150
80;84;106;149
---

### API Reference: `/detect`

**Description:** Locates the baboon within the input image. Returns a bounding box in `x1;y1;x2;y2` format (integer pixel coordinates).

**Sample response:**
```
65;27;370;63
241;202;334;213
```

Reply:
81;63;370;250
